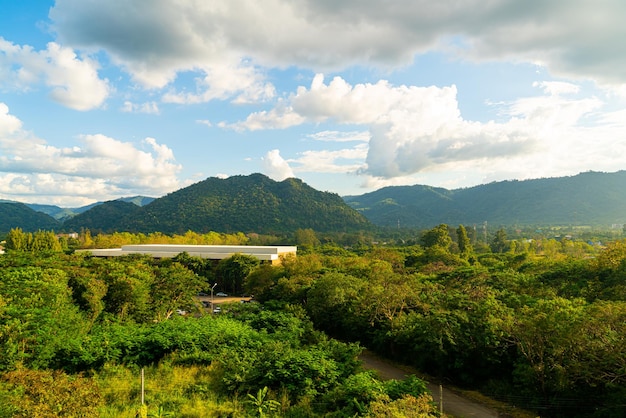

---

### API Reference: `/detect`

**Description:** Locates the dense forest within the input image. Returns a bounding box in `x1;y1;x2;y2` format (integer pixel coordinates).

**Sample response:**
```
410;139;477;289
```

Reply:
344;170;626;228
1;225;626;417
5;171;626;235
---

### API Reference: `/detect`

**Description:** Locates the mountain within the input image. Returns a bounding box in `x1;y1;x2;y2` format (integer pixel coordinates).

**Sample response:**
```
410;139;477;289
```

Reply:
62;200;142;233
64;174;372;234
4;171;626;235
25;196;155;221
344;171;626;228
0;202;60;233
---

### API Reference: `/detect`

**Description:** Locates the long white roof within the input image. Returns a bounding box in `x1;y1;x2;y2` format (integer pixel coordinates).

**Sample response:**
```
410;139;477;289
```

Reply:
78;244;297;261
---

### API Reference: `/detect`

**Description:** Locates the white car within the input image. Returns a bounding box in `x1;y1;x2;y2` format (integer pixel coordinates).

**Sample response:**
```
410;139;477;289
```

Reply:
216;292;228;297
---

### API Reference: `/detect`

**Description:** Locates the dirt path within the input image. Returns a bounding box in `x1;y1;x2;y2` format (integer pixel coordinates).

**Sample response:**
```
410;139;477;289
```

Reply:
359;351;499;418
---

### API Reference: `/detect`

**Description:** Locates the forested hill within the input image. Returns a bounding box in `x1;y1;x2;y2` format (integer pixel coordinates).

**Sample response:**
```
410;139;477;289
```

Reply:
344;170;626;228
63;174;372;234
0;202;60;232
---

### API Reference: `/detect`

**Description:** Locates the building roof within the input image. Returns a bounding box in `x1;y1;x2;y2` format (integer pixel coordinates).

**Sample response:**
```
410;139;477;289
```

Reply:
77;244;297;262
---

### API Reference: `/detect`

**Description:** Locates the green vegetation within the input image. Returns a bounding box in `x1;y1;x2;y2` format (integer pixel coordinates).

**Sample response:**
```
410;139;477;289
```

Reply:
0;244;436;417
345;170;626;228
4;171;626;237
65;174;372;235
0;202;60;233
3;222;626;417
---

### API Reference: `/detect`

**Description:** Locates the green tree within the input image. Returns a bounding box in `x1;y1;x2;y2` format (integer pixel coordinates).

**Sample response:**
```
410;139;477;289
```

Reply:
151;261;206;321
491;228;509;253
420;224;452;250
456;224;473;259
307;271;366;338
294;228;320;248
217;254;260;295
4;228;27;251
31;230;62;252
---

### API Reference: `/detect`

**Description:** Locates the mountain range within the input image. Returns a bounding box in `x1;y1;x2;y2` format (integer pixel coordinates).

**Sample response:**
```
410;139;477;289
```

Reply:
1;171;625;235
344;170;626;228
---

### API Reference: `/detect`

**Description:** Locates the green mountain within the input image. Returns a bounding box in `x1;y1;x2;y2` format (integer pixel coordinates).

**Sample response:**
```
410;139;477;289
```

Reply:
26;196;155;221
0;202;60;233
344;171;626;228
65;174;372;234
62;200;142;233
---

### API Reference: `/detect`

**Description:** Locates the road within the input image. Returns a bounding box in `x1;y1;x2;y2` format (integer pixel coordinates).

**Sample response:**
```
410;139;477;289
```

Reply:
359;350;499;418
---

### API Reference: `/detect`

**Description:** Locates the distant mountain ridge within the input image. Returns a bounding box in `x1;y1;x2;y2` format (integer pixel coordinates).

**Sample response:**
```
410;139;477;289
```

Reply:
26;196;155;221
344;170;626;228
58;174;371;234
2;171;626;234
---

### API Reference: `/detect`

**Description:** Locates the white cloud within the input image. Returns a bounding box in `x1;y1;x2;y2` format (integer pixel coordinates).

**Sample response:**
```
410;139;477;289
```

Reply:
0;38;109;110
50;0;626;89
262;149;295;181
122;100;160;114
0;103;23;136
0;104;182;205
231;74;626;187
307;130;370;143
291;145;368;174
162;62;275;105
226;101;306;131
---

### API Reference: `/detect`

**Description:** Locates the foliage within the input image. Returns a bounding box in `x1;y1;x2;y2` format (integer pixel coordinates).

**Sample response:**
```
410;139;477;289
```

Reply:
367;393;440;418
62;173;372;234
216;253;260;295
0;368;102;417
0;202;60;234
344;170;626;228
4;228;62;252
246;386;281;417
4;232;626;417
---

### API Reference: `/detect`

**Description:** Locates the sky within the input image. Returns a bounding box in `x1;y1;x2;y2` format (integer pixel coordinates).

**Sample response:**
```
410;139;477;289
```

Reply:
1;1;626;207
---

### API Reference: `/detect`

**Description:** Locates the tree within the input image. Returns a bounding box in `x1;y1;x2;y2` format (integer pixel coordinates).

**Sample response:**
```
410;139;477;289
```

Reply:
491;228;509;253
420;224;452;250
151;261;206;321
31;230;62;252
217;254;260;295
456;224;473;259
294;228;320;248
4;228;27;252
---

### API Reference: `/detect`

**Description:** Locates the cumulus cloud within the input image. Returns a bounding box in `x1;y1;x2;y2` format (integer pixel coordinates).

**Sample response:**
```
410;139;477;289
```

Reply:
50;0;626;89
0;103;22;136
292;145;368;174
162;62;275;105
262;149;295;181
0;38;109;110
231;74;626;185
224;100;306;131
0;103;182;205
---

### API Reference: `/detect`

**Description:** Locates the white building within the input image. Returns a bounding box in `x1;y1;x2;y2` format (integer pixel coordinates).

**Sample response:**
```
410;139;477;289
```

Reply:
78;244;297;264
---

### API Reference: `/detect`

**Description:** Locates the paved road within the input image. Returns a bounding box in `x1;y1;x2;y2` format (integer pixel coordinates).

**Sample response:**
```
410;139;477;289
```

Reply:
359;351;499;418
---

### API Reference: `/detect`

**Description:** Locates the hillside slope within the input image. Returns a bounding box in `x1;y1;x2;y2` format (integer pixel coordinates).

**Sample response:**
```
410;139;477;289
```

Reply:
344;171;626;228
68;174;372;234
0;202;60;233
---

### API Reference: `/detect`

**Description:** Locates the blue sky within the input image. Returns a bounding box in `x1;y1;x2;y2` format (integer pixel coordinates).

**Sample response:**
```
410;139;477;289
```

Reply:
1;0;626;207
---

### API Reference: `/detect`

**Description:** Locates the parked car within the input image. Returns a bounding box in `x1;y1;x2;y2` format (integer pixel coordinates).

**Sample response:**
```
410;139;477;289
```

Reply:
216;292;228;297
